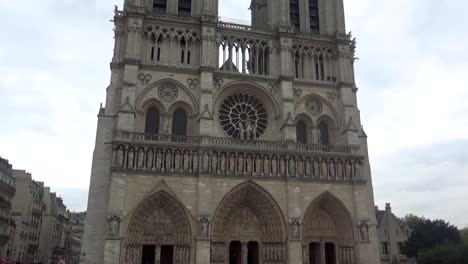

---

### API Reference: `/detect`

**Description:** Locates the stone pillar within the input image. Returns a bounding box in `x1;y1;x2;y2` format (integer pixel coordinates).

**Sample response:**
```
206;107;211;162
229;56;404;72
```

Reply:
320;242;325;264
155;245;161;264
242;242;248;264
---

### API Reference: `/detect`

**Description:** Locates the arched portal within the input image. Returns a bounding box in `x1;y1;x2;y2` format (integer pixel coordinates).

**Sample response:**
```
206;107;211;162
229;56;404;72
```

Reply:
125;191;192;264
302;192;355;264
211;181;286;264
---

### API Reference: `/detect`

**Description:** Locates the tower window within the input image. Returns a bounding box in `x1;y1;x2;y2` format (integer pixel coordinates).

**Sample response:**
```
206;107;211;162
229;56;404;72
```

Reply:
145;107;160;134
296;120;308;144
178;0;192;16
290;0;300;29
153;0;167;14
318;122;330;145
309;0;320;33
172;109;188;136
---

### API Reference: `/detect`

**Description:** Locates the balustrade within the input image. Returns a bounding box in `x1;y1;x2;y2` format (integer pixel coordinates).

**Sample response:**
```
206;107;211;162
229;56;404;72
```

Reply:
111;132;365;182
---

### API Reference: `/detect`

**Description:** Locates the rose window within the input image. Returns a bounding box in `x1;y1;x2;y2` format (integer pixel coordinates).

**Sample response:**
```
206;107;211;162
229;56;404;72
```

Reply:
219;93;269;140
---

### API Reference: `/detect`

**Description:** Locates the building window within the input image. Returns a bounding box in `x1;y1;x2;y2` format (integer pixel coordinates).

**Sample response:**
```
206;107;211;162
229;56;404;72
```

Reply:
382;242;389;256
309;0;319;33
318;122;330;145
296;120;308;144
172;109;188;137
145;107;160;134
290;0;300;29
178;0;192;16
153;0;167;14
398;242;404;255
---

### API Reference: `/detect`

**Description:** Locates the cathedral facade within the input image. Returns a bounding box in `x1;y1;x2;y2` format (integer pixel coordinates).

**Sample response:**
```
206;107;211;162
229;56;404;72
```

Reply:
82;0;381;263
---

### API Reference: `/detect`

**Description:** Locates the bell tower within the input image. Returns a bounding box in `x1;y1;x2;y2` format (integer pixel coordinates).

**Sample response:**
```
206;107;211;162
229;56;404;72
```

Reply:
82;0;381;263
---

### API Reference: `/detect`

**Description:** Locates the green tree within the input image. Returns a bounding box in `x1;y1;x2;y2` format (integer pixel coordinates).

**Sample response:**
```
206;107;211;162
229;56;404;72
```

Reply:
402;214;426;229
402;218;462;258
418;243;468;264
461;227;468;243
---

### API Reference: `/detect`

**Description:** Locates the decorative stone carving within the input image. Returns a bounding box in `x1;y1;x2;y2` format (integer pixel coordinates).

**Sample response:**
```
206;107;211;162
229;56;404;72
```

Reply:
116;147;124;168
289;218;301;241
137;148;145;168
358;220;370;242
305;97;323;116
218;93;268;140
268;83;278;95
108;215;120;238
198;216;211;240
213;77;224;90
158;83;179;102
137;73;152;85
293;88;302;99
327;91;338;102
127;148;135;169
186;78;199;90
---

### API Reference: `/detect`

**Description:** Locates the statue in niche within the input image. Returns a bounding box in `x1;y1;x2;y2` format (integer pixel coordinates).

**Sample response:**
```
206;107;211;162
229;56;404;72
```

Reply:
174;150;181;171
155;149;162;170
165;150;172;172
337;159;343;178
202;151;210;172
147;149;154;169
359;220;370;242
108;215;120;238
211;152;218;172
297;157;304;177
137;148;145;169
237;154;244;174
345;160;352;178
329;159;336;178
220;153;226;173
199;217;210;239
288;157;295;176
305;158;312;177
263;155;270;176
321;159;328;178
127;148;135;169
354;160;362;178
279;156;286;175
229;153;236;173
192;151;199;172
183;151;190;171
255;154;262;175
246;154;253;174
116;147;124;167
271;156;278;175
313;158;320;178
290;218;301;240
238;122;245;140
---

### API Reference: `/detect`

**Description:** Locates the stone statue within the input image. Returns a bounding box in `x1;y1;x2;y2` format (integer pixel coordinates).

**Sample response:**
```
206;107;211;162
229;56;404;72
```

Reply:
337;159;343;178
137;148;145;169
174;150;181;171
199;217;210;239
109;216;120;238
202;151;210;172
229;153;236;173
263;155;270;176
288;157;295;177
345;160;352;178
271;156;277;175
321;159;328;178
238;122;245;140
147;149;154;170
305;158;312;177
313;158;320;178
155;149;162;170
127;148;135;169
183;151;190;171
116;147;124;167
237;154;244;174
192;151;199;172
359;220;370;242
297;157;304;177
279;156;286;175
220;153;226;173
255;154;262;175
354;160;362;178
290;219;301;240
246;154;253;174
329;159;336;178
165;150;172;172
211;152;218;172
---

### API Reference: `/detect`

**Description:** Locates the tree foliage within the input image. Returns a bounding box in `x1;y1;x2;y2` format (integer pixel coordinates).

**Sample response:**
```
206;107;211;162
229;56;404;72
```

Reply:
402;218;462;258
461;227;468;243
417;243;468;264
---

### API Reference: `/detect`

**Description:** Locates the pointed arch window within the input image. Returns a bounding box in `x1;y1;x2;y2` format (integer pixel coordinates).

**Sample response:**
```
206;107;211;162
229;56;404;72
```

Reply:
309;0;320;33
153;0;167;14
290;0;300;29
178;0;192;16
318;122;330;145
296;120;308;144
145;107;160;134
172;109;188;137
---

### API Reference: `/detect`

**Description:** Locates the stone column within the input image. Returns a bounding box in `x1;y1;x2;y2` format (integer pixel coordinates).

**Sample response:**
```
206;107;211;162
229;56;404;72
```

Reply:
155;245;161;264
320;242;325;264
242;242;248;264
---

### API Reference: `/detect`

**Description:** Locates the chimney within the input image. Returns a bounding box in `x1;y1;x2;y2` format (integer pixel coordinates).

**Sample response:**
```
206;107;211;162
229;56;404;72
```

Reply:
385;203;391;212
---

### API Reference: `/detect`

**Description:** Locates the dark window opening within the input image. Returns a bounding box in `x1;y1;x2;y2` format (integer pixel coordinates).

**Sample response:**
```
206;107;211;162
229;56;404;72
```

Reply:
290;0;300;29
247;241;259;264
145;107;160;135
178;0;192;16
325;243;336;264
229;241;242;264
297;120;308;144
157;47;161;61
150;47;155;61
172;109;188;137
153;0;167;14
309;242;321;264
295;52;301;78
181;50;185;63
318;122;330;145
187;51;191;64
160;245;174;264
309;0;320;33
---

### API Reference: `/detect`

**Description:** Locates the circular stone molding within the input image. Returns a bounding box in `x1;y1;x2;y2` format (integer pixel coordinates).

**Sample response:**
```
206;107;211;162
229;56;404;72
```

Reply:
219;93;269;140
305;98;323;116
158;83;179;103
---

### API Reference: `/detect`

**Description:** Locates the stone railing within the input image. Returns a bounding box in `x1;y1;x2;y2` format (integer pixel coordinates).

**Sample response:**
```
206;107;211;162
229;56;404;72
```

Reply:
112;132;365;183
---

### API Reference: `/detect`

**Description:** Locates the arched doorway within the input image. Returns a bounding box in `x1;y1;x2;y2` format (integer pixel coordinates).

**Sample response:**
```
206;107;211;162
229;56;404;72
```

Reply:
124;191;192;264
302;192;355;264
211;182;286;264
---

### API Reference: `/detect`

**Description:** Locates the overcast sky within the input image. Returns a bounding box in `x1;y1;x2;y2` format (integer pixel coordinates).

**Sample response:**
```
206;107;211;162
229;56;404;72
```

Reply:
1;0;467;227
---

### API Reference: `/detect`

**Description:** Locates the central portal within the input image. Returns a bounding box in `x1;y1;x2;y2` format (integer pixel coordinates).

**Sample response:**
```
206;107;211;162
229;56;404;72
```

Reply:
140;245;174;264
